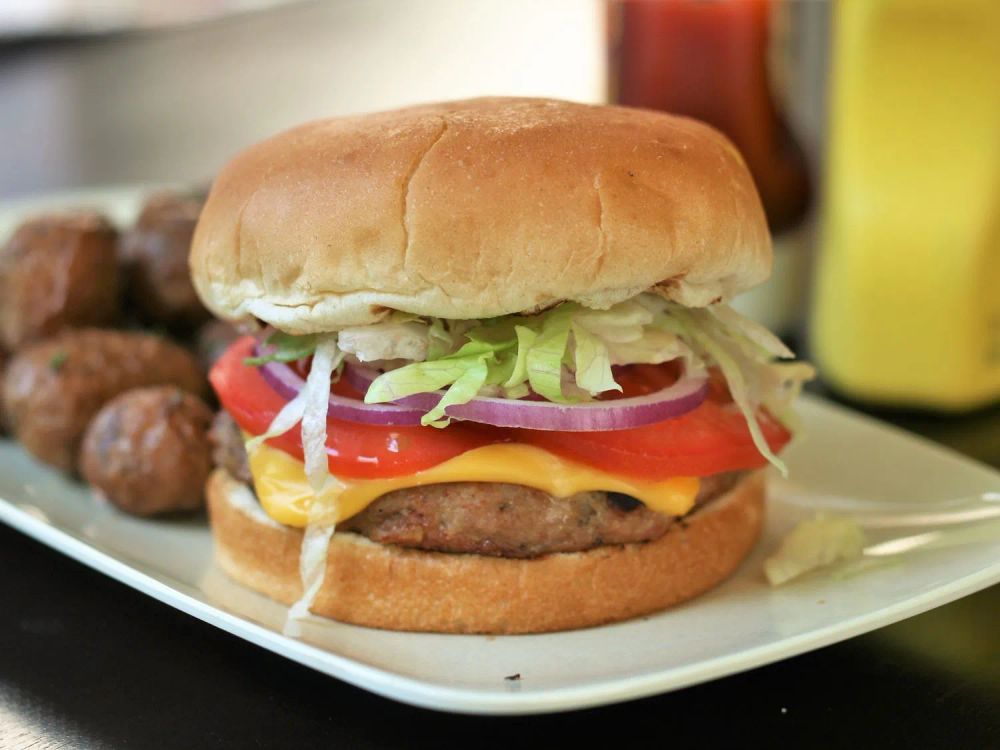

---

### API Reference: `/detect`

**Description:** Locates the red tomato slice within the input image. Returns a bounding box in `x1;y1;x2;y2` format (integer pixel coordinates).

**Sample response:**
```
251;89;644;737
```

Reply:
211;337;791;481
520;365;791;479
210;337;500;479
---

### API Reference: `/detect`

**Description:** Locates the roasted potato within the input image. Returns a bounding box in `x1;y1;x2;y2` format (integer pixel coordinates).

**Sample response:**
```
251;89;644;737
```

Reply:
2;329;207;473
81;387;214;516
120;192;209;331
0;212;120;349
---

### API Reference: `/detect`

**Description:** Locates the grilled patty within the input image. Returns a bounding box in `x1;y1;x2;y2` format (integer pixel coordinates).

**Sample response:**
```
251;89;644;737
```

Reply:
210;410;744;558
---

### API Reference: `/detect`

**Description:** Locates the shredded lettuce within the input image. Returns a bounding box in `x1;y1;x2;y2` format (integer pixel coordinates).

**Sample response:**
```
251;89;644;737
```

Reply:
525;305;576;403
365;340;504;401
425;357;490;425
504;325;537;390
244;336;342;490
426;318;454;360
709;303;795;360
764;515;867;586
283;520;336;637
570;323;619;396
363;339;511;426
337;311;432;363
338;323;426;363
300;337;343;493
244;331;318;366
667;307;791;476
244;390;308;454
246;294;813;467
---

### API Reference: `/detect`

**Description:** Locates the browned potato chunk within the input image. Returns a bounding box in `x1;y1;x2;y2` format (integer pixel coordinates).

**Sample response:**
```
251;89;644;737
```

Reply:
120;192;210;331
0;212;120;349
2;329;207;473
81;387;213;516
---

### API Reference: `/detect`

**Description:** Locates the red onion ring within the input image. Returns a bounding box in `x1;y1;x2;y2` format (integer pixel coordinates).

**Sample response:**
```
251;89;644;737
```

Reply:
252;340;708;431
344;363;708;432
256;353;427;426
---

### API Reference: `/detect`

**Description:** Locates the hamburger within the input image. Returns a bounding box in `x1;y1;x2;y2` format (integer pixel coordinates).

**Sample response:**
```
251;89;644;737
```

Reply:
191;97;813;634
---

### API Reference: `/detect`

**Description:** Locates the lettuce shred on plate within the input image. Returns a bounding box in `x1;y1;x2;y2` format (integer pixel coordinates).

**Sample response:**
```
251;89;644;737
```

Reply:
248;293;815;475
764;515;867;586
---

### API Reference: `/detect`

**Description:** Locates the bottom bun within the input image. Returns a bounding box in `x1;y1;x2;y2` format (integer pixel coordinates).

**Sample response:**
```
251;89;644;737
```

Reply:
206;469;766;634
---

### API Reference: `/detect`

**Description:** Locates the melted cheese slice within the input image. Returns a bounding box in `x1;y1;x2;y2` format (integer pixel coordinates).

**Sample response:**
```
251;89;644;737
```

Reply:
248;442;700;527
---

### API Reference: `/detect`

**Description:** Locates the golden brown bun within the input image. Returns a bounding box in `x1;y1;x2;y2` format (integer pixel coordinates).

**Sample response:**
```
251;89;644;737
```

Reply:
191;97;770;333
206;469;765;634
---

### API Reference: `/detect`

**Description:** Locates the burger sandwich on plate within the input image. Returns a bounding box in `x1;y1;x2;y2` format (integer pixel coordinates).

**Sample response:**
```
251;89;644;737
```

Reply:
191;97;814;635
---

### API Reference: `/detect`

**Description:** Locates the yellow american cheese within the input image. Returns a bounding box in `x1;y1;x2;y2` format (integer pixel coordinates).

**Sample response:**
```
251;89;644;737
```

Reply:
247;442;700;527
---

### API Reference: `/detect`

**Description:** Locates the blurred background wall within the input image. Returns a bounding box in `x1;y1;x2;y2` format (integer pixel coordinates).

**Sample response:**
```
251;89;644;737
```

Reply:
0;0;606;197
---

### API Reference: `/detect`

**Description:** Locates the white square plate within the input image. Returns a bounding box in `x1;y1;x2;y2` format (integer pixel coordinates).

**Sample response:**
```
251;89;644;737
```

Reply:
1;187;999;715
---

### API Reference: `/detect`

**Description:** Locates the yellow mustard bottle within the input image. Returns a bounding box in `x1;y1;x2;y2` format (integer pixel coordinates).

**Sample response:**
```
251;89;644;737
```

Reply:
811;0;1000;410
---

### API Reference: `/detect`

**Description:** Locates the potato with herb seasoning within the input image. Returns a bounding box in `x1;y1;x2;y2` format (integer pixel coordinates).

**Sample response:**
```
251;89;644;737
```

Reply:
2;329;207;473
0;212;120;350
81;387;214;516
120;192;210;331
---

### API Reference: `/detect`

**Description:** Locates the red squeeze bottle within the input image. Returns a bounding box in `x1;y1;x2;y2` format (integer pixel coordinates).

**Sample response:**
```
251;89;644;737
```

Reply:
609;0;811;233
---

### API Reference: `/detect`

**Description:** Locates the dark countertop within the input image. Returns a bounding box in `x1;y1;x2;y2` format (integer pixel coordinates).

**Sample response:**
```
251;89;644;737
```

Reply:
0;2;997;747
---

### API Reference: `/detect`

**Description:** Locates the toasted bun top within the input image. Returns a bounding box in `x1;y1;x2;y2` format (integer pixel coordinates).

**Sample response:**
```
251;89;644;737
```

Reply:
190;97;770;333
